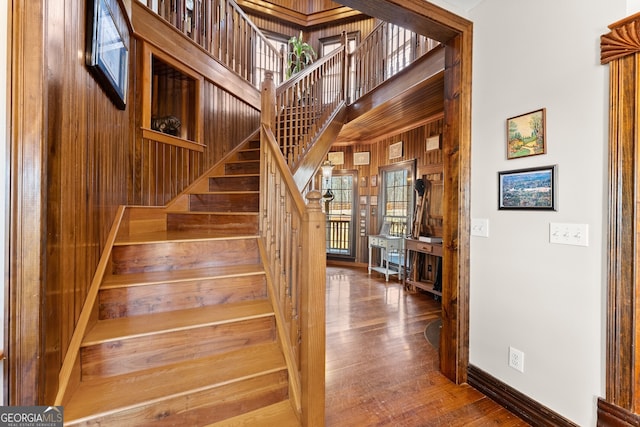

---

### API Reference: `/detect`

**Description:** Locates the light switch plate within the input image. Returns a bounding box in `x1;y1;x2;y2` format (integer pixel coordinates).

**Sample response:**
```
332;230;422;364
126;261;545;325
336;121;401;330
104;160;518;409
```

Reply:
471;218;489;237
549;223;588;246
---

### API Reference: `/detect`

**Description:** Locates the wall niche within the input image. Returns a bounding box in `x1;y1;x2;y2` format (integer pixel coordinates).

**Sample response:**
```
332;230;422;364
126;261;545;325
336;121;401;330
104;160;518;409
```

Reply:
141;42;203;149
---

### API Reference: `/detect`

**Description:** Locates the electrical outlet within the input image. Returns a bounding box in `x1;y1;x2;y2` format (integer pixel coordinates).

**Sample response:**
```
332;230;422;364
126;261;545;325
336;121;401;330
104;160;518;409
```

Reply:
508;346;525;373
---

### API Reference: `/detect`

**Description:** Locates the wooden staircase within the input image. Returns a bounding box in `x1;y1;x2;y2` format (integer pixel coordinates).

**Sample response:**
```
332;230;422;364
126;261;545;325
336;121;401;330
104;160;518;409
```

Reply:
60;136;300;426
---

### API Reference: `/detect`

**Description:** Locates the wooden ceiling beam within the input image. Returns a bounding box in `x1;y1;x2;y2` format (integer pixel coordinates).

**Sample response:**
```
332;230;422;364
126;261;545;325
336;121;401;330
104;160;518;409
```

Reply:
335;0;465;42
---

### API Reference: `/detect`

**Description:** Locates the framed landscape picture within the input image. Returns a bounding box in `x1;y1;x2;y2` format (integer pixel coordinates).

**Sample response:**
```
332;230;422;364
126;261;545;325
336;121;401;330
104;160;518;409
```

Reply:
507;108;546;159
498;165;556;210
86;0;129;110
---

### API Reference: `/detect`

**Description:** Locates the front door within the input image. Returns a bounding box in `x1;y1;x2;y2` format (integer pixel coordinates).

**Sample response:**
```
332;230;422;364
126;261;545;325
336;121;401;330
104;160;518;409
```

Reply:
323;170;357;260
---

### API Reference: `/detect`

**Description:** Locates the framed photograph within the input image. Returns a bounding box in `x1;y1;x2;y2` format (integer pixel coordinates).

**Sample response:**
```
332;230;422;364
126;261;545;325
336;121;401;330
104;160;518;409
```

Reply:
507;108;546;159
389;141;403;159
498;165;557;210
360;196;368;205
328;151;344;165
360;176;368;187
354;152;370;165
86;0;129;110
426;135;442;151
370;195;378;205
370;175;378;187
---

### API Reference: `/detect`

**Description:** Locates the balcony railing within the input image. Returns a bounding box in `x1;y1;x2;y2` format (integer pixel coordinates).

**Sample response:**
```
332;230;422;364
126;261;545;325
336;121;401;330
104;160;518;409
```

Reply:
137;0;283;88
349;21;440;101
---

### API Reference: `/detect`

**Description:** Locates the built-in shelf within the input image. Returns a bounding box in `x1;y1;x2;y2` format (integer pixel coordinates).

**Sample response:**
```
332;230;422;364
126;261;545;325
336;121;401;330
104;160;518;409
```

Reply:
141;42;203;147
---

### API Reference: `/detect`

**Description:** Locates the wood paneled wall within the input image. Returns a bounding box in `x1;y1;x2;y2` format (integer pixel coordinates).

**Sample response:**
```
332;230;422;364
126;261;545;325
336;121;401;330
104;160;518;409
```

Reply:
130;75;259;206
12;0;259;404
41;0;132;403
249;12;376;53
329;118;444;263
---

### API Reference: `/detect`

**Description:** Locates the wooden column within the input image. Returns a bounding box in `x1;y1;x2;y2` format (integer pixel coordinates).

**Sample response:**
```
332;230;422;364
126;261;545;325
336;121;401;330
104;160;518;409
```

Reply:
300;190;326;426
9;0;47;404
599;12;640;425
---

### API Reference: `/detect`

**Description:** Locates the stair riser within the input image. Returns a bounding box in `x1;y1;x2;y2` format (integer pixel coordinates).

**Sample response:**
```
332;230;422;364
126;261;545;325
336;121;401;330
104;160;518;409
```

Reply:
237;149;260;161
99;275;268;319
81;317;276;379
189;193;259;212
225;161;260;175
167;213;259;235
111;238;260;274
208;175;259;191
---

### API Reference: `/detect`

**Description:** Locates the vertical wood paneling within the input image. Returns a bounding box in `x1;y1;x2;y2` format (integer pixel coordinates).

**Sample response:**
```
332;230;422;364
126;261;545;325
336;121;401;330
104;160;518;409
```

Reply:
41;0;131;403
329;119;444;263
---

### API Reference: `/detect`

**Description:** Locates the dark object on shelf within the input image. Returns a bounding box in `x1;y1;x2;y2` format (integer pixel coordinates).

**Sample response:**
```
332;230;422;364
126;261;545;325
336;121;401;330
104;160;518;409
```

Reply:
151;115;182;136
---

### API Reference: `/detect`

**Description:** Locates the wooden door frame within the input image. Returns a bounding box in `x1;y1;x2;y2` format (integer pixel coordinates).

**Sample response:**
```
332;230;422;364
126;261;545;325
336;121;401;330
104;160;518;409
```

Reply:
337;0;472;384
598;12;640;424
7;0;48;404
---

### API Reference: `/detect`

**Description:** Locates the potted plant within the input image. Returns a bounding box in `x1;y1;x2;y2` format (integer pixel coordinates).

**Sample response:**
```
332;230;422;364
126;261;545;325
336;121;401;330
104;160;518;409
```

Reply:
286;31;316;79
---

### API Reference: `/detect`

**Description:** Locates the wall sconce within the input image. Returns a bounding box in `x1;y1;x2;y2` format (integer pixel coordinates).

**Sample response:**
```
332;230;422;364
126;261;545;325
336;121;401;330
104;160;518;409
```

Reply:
321;160;335;203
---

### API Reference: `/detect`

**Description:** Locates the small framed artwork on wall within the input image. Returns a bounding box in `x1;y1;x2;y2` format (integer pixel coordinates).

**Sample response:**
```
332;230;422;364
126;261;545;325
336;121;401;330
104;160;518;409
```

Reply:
354;152;370;165
506;108;546;159
498;165;557;210
86;0;129;110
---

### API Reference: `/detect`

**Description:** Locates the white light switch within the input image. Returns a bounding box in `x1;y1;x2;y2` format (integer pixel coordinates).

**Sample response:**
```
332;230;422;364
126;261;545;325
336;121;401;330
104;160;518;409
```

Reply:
471;218;489;237
549;223;588;246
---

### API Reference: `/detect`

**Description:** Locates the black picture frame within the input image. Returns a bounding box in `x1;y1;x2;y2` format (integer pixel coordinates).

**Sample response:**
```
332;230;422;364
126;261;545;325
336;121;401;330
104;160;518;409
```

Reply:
498;165;557;211
86;0;128;110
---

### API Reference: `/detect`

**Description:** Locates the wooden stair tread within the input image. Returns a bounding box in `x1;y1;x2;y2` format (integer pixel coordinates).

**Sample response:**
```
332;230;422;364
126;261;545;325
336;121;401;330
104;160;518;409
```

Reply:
65;343;287;422
83;300;274;346
165;211;259;216
115;230;258;244
190;191;260;195
102;264;265;289
204;401;299;427
208;173;259;178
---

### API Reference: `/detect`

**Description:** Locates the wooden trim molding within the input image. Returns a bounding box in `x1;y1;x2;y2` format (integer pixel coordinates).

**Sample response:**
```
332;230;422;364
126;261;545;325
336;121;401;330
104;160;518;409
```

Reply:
601;12;640;64
598;398;640;427
600;11;640;426
468;365;579;427
9;0;47;405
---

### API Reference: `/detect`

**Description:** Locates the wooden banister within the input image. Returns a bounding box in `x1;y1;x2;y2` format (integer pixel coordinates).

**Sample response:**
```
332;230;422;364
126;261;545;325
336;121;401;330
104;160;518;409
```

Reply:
260;74;326;426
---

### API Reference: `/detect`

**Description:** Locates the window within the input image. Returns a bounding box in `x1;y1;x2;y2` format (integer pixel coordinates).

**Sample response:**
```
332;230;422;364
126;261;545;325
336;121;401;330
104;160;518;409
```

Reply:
386;24;416;77
320;32;359;104
378;161;416;236
254;31;288;86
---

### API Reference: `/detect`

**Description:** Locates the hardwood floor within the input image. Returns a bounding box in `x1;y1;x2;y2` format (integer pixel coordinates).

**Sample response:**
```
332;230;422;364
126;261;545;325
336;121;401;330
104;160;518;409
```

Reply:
325;265;529;426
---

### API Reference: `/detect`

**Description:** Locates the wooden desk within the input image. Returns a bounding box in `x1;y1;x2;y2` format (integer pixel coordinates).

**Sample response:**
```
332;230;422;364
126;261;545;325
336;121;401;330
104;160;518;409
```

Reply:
368;235;403;281
404;238;442;297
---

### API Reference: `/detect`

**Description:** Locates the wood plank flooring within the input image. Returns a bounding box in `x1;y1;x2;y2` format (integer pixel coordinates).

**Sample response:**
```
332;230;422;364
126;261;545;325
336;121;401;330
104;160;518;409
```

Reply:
325;265;530;426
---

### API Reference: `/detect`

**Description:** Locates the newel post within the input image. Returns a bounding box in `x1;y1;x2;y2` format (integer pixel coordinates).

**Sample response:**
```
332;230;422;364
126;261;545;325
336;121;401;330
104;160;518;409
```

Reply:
300;190;326;426
261;71;276;131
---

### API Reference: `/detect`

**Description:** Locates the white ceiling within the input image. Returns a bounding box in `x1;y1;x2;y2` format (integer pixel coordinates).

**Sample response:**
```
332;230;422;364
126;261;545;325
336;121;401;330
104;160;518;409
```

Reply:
438;0;484;13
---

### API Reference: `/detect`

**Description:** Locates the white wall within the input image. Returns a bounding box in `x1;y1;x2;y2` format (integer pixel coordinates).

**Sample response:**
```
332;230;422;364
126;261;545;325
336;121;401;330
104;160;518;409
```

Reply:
467;0;627;425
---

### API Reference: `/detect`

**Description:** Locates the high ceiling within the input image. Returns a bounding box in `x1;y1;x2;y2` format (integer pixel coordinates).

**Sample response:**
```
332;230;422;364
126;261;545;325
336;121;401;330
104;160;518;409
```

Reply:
436;0;483;13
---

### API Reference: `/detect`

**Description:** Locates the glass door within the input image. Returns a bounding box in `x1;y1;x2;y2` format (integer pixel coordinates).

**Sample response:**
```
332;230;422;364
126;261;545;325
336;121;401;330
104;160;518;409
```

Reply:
322;171;357;259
